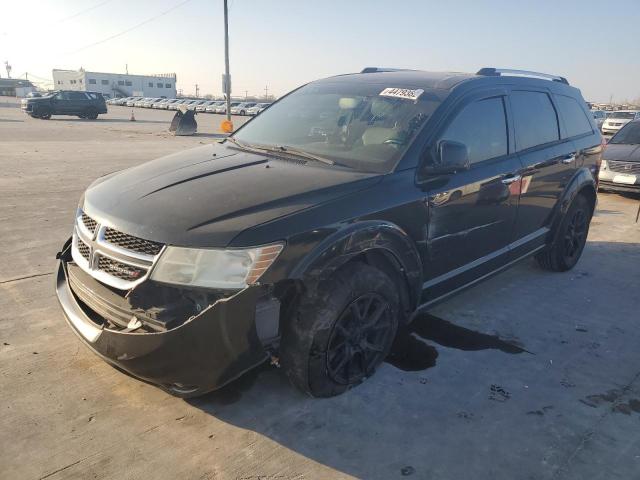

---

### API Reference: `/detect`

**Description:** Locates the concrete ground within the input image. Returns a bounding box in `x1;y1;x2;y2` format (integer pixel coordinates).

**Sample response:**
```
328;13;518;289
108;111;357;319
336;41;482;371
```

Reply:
1;101;639;480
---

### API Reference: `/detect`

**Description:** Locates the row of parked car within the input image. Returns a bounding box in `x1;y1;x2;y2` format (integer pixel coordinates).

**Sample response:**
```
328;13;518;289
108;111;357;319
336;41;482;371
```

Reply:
591;109;640;135
106;96;271;115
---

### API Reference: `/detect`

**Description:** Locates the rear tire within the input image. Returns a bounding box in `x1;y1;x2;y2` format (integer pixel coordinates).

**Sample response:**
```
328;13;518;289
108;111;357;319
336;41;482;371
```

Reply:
280;262;399;397
85;107;98;120
536;194;591;272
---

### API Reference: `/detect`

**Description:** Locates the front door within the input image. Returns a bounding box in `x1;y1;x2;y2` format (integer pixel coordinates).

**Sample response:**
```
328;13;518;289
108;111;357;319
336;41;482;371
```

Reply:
420;93;521;303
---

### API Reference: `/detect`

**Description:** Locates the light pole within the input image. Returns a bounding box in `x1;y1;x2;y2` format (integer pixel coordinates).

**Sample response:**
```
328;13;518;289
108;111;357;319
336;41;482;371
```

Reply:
223;0;231;123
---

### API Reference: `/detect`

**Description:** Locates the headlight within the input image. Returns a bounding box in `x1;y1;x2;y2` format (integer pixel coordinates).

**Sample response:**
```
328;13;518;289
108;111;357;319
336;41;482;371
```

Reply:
150;243;283;289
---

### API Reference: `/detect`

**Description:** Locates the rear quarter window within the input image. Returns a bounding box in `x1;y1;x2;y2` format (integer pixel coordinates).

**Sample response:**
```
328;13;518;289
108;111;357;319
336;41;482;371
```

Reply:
555;95;593;138
510;91;560;151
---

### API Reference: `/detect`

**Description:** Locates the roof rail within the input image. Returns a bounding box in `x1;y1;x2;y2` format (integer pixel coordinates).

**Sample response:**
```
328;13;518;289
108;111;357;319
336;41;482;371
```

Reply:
360;67;412;74
476;68;569;85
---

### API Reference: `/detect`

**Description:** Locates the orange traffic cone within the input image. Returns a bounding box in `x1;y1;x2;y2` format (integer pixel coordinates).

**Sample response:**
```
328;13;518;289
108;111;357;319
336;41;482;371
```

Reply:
130;110;136;121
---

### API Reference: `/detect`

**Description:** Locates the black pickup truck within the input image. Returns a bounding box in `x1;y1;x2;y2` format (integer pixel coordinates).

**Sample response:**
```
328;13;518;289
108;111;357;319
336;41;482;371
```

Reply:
21;90;107;119
56;67;602;398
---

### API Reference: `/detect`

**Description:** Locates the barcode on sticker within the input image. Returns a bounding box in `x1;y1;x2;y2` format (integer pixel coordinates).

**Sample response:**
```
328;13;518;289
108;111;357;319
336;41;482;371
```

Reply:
379;87;424;101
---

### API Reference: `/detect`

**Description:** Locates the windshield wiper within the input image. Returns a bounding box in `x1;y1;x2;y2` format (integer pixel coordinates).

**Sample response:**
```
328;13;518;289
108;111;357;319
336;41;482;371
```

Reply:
225;138;335;166
266;145;334;166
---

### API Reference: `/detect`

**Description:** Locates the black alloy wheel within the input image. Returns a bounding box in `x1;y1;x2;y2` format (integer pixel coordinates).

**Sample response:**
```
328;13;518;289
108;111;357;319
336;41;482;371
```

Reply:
326;293;394;384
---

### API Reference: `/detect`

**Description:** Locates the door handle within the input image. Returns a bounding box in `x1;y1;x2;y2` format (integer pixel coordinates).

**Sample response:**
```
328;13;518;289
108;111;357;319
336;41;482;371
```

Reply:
501;174;521;185
561;153;576;164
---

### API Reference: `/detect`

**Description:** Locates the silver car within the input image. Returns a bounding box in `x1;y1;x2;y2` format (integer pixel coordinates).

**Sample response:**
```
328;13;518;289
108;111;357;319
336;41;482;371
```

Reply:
205;101;225;113
601;110;640;135
230;102;257;115
599;120;640;193
246;102;271;115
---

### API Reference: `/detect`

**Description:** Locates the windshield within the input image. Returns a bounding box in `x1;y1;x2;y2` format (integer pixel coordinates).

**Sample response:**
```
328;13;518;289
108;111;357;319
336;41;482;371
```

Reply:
609;122;640;144
233;81;442;173
610;112;637;120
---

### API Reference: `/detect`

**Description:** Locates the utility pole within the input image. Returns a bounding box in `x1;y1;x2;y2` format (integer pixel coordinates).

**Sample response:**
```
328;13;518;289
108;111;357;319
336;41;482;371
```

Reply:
244;90;248;100
223;0;231;122
264;85;269;100
195;83;200;98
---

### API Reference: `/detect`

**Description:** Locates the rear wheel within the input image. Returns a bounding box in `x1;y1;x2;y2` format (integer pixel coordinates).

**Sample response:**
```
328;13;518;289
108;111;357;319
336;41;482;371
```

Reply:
281;262;399;397
85;107;98;120
536;194;591;272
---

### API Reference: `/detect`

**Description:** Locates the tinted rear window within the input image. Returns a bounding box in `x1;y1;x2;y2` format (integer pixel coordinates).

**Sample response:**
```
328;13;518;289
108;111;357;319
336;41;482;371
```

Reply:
441;97;508;164
556;95;593;138
609;112;637;120
511;91;559;151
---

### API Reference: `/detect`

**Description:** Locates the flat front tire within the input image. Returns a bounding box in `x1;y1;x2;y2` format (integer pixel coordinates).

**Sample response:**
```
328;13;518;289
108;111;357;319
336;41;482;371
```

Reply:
536;194;592;272
280;262;400;397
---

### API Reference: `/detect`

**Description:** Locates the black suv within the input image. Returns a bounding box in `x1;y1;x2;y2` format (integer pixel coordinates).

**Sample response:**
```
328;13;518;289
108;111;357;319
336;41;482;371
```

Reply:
21;90;107;119
56;68;602;397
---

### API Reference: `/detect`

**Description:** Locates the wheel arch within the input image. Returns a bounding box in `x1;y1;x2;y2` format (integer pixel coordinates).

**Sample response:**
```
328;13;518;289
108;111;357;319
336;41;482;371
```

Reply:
288;221;423;321
549;167;597;243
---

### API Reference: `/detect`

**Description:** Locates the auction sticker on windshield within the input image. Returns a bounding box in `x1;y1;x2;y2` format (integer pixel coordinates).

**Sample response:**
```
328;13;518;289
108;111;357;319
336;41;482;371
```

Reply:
379;87;424;101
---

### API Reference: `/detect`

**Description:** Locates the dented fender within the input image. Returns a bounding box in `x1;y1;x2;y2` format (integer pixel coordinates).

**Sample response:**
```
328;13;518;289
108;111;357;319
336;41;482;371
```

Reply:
289;220;423;309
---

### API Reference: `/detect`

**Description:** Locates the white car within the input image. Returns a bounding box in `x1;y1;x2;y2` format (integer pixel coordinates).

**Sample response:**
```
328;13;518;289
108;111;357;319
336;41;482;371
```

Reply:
230;102;257;115
168;99;187;111
126;97;143;107
187;100;207;111
246;102;271;115
601;110;640;135
205;101;225;113
214;101;240;114
195;100;217;112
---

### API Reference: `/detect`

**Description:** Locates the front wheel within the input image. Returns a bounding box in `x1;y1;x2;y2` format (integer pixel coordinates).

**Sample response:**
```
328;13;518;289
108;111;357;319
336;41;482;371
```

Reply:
536;194;592;272
280;262;400;397
38;107;51;120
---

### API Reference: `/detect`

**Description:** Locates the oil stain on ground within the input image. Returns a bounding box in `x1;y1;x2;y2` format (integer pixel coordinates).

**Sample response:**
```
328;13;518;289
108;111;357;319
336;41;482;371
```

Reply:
386;312;527;372
580;388;640;415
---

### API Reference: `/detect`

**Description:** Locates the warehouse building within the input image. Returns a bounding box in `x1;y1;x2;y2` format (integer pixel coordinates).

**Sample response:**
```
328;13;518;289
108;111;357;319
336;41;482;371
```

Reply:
52;69;177;99
0;78;36;97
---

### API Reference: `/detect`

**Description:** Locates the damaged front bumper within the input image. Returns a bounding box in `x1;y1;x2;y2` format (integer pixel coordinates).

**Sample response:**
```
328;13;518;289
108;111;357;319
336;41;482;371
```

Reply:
55;242;269;397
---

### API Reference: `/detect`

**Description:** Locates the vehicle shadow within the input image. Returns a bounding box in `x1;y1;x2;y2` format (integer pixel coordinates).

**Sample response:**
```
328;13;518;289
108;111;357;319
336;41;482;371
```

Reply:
186;240;640;479
48;118;170;124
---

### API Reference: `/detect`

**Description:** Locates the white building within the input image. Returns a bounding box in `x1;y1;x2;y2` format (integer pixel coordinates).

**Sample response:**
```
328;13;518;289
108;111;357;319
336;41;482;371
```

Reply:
52;69;177;99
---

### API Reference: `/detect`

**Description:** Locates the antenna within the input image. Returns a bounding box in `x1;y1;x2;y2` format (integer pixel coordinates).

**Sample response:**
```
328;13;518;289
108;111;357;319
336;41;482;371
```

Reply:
4;61;12;78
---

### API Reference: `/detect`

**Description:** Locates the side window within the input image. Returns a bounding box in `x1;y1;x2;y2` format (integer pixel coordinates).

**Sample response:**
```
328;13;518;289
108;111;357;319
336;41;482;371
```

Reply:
148;82;153;87
125;80;132;86
69;91;87;101
157;83;163;88
118;80;125;86
56;92;70;100
440;97;508;164
101;80;109;85
555;95;593;138
88;79;96;84
510;91;559;150
165;83;171;88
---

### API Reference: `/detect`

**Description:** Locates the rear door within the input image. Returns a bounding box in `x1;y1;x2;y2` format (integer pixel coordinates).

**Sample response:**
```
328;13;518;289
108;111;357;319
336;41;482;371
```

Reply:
554;93;601;176
508;90;576;258
421;90;521;301
68;91;89;114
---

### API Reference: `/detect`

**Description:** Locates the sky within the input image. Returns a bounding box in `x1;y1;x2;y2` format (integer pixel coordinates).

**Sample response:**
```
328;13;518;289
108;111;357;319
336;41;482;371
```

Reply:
0;0;638;102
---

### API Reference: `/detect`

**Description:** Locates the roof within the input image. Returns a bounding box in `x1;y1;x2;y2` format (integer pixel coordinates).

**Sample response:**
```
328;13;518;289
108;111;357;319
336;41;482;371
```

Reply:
318;68;578;93
322;70;477;90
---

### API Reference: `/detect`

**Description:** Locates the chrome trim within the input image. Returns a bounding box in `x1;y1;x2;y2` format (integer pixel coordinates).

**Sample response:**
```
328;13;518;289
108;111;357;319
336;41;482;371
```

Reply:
71;210;164;290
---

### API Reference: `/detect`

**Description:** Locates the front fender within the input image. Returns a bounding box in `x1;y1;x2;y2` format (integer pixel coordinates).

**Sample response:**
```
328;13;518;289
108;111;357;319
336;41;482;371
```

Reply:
289;220;423;310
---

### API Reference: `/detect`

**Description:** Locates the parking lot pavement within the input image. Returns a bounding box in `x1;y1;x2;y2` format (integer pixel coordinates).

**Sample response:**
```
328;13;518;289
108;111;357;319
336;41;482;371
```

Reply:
1;102;639;480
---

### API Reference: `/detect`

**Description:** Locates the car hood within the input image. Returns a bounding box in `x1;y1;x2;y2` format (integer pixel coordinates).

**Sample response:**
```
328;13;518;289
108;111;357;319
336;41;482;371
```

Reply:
82;143;381;247
603;143;640;162
605;118;632;125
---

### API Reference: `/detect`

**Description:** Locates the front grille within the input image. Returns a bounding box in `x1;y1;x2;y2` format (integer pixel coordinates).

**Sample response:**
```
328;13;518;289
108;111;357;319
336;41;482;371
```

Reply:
104;227;163;256
82;213;97;233
97;256;147;281
77;239;91;261
608;160;640;174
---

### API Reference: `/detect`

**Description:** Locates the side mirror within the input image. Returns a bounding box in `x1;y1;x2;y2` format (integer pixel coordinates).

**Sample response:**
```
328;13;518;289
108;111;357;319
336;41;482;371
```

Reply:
424;140;470;175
